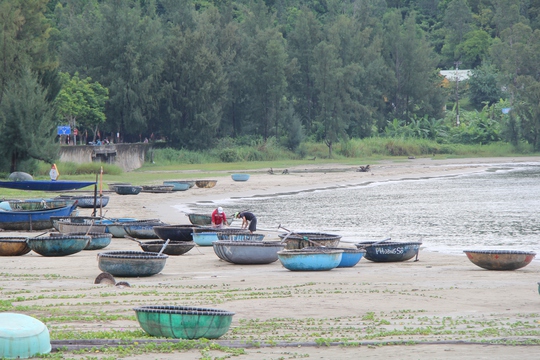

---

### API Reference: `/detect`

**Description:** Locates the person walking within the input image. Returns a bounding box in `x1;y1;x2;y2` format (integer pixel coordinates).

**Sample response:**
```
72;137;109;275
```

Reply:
49;164;59;181
211;207;228;228
235;211;257;233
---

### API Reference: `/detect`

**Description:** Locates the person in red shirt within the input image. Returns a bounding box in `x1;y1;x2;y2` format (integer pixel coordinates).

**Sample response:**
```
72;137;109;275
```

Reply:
211;207;227;228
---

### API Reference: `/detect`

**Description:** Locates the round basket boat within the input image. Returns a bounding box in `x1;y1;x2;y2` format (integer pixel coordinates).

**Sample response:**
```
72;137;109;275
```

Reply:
192;232;219;246
163;181;191;191
0;313;51;359
463;249;536;270
195;180;217;188
325;247;365;267
51;216;102;231
63;232;112;250
138;240;195;256
356;241;422;262
133;305;234;339
278;232;341;250
0;237;31;256
153;225;200;242
231;174;250;182
58;222;107;234
194;227;250;235
123;223;163;239
213;240;285;264
27;234;91;257
97;250;168;277
108;182;131;192
216;233;265;242
277;248;343;271
114;185;142;195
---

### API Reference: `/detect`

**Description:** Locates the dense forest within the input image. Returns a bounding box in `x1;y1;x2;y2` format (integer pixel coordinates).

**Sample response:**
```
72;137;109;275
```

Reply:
1;0;540;172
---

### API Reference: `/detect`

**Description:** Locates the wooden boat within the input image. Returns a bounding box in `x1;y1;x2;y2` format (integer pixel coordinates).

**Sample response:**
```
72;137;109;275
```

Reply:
114;185;142;195
187;213;233;226
195;180;217;188
0;180;95;191
0;200;78;231
56;195;109;208
128;238;195;256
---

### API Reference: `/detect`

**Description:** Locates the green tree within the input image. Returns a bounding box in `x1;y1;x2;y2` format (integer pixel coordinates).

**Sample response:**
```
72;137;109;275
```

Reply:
287;7;322;133
55;72;108;143
0;68;59;172
312;41;357;158
159;19;227;149
440;0;473;67
0;0;57;104
58;0;165;141
468;63;504;109
383;10;442;122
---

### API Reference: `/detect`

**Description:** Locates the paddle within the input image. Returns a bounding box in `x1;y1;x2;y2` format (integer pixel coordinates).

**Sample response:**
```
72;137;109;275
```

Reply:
125;235;143;245
277;224;325;248
157;239;170;256
356;237;391;249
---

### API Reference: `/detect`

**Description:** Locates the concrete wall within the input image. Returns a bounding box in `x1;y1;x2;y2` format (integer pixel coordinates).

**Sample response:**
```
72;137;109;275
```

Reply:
59;144;151;172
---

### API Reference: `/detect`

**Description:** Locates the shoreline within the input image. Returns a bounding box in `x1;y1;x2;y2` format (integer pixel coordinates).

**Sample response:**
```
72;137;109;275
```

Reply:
147;157;528;225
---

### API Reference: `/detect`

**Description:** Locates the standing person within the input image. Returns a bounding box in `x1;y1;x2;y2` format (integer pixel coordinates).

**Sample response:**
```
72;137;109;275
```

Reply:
235;211;257;233
211;207;228;228
49;164;59;181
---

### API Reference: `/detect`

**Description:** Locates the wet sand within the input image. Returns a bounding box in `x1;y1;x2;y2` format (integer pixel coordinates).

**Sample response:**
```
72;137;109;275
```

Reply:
1;156;540;359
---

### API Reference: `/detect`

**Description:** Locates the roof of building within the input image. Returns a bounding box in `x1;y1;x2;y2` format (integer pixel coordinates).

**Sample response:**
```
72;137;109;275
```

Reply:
440;70;471;81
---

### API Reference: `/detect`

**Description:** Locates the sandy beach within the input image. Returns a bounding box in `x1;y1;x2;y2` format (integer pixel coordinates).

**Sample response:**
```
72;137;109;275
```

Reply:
2;157;540;359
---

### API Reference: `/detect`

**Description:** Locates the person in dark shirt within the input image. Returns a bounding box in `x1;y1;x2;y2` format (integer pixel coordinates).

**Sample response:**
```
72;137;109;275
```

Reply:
235;211;257;233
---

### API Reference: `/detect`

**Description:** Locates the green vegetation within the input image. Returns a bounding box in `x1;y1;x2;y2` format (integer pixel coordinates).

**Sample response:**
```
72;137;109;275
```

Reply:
2;0;540;175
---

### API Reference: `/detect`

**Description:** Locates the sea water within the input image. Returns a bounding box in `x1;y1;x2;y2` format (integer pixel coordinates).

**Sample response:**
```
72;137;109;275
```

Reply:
179;161;540;257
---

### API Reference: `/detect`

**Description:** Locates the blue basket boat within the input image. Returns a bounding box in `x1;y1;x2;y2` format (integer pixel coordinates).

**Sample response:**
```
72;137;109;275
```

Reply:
27;234;91;257
163;181;191;191
133;305;234;339
97;250;168;277
192;232;219;246
325;247;365;267
114;185;142;195
356;241;421;262
277;248;343;271
231;174;250;182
